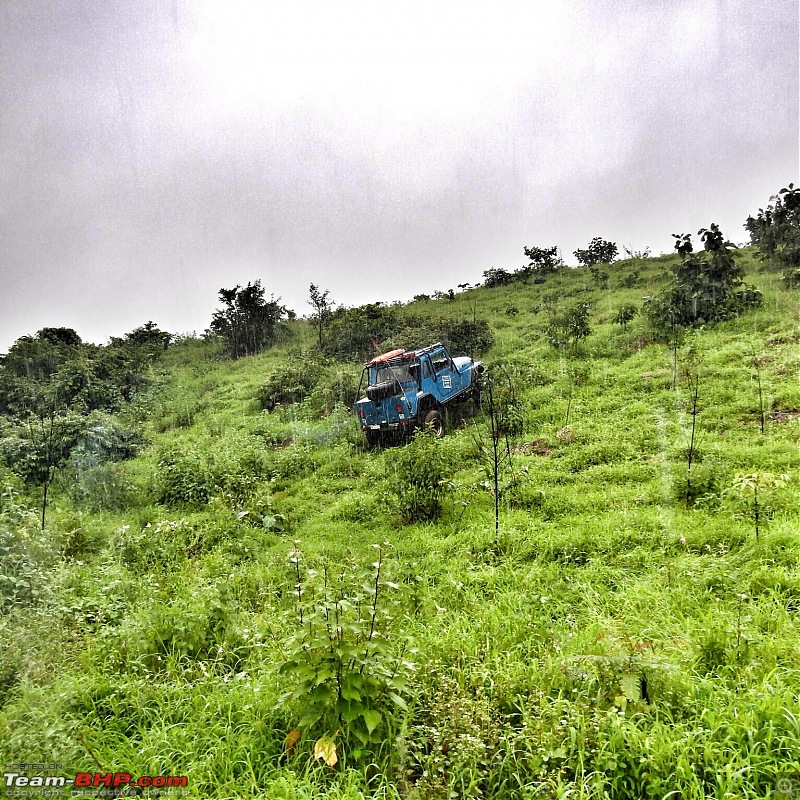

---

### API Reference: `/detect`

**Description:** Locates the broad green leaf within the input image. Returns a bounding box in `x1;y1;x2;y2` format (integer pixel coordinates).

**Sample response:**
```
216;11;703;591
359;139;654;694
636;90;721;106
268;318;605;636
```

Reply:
340;684;362;702
338;702;360;723
388;692;408;710
621;672;641;702
361;709;382;735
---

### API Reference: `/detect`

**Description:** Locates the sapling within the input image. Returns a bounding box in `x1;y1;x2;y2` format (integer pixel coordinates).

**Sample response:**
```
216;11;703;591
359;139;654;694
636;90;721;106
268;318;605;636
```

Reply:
613;304;638;332
726;471;789;540
684;370;701;508
471;373;518;546
749;342;768;434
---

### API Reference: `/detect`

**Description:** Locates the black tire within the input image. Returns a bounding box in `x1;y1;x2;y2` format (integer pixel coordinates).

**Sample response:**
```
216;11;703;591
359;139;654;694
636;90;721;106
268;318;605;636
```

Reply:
423;409;445;438
366;380;401;402
472;384;482;410
365;430;382;450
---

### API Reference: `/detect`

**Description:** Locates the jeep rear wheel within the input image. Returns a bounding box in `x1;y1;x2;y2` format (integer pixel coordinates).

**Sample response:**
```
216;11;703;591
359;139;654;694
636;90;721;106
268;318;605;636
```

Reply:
423;409;445;438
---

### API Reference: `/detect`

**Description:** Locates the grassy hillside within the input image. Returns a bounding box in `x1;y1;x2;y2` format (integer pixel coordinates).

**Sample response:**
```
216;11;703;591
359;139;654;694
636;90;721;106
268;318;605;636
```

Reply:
2;249;799;799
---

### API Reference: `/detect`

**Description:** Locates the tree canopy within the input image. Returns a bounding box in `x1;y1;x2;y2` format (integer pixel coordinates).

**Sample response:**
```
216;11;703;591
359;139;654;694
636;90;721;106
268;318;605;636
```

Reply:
209;281;287;359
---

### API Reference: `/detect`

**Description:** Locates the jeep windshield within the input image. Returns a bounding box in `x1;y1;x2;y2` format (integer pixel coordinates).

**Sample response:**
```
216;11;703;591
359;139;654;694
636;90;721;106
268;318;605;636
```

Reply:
372;363;417;385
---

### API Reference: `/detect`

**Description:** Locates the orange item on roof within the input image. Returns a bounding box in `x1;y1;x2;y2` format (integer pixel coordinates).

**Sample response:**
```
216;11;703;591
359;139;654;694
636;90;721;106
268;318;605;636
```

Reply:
368;349;405;365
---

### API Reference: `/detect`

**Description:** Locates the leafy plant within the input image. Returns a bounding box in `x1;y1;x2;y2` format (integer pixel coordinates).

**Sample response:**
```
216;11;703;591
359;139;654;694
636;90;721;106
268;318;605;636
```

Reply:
0;483;58;611
391;429;452;523
208;281;287;359
276;543;414;762
473;375;524;543
614;304;638;331
745;182;800;281
308;284;335;349
155;447;214;507
646;226;761;332
545;302;592;352
574;237;618;266
619;270;640;288
522;244;563;276
725;471;790;540
590;266;610;288
258;360;322;411
481;268;514;288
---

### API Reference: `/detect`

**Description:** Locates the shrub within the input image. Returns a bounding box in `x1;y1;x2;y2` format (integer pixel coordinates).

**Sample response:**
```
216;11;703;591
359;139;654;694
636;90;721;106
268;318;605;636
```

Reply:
443;319;494;356
614;304;639;331
545;302;592;351
308;366;361;416
745;182;800;280
391;430;451;523
66;462;139;512
68;411;143;468
258;361;322;411
155;448;214;507
119;583;246;671
574;237;618;266
276;543;414;761
646;226;762;333
111;519;190;573
482;267;514;287
323;303;399;361
0;485;58;611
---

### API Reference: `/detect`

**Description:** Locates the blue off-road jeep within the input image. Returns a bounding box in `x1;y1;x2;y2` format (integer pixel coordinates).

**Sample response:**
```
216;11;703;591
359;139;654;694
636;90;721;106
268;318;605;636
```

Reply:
354;343;484;447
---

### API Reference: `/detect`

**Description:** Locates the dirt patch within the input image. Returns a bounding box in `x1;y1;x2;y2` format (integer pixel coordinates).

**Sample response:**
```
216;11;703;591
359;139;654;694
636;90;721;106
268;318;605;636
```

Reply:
514;438;553;456
768;409;800;423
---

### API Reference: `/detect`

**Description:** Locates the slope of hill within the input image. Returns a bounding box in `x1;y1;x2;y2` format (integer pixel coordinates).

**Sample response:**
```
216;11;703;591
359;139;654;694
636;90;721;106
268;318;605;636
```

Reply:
1;249;799;799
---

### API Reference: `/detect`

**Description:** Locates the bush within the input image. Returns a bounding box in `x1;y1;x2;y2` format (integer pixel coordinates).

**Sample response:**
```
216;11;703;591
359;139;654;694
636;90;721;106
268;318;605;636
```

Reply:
444;319;494;356
308;366;360;416
391;430;452;523
68;411;143;468
66;462;139;512
646;226;762;333
574;237;618;266
0;485;58;611
323;303;399;362
111;519;190;573
155;448;214;507
118;583;246;671
258;361;322;411
545;302;592;351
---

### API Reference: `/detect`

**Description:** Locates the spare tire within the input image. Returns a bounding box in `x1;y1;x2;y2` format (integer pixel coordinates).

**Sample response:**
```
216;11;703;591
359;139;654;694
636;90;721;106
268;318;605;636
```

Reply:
366;379;402;402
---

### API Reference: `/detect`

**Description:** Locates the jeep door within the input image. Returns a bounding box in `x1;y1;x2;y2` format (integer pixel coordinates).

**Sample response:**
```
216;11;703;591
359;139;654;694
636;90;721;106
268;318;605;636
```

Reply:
430;347;463;401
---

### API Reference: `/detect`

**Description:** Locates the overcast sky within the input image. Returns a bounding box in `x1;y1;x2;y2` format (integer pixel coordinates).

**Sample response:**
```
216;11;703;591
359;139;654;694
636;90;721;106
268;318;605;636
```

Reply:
0;0;797;351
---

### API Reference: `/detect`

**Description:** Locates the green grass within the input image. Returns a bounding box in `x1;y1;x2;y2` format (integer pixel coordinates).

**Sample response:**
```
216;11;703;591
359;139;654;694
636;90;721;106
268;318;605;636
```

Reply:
1;249;799;798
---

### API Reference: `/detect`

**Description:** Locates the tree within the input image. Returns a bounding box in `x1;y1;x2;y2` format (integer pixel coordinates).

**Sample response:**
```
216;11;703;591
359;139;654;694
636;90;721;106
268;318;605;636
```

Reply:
522;245;563;276
573;237;618;267
481;268;514;288
0;332;87;528
545;302;592;352
115;321;172;351
647;225;761;332
209;281;286;359
308;284;334;349
0;327;164;527
614;304;638;331
323;303;399;362
744;183;800;286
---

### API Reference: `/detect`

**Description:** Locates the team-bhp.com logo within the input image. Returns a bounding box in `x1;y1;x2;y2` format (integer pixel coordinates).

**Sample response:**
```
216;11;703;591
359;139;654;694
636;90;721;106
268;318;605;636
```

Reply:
4;769;188;794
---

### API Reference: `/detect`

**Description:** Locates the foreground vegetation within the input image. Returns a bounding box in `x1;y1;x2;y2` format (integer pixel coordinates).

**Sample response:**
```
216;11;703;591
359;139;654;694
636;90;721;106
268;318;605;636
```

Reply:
1;240;799;798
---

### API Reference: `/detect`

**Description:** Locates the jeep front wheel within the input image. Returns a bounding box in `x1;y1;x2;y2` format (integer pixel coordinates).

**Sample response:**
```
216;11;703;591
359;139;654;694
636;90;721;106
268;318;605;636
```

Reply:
423;409;445;438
